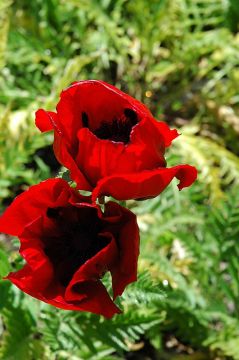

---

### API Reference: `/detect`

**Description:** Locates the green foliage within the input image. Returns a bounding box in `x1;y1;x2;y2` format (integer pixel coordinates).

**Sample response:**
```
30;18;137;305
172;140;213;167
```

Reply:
0;108;52;202
170;127;239;204
0;307;45;360
1;181;239;358
0;273;164;359
132;182;239;358
0;239;11;278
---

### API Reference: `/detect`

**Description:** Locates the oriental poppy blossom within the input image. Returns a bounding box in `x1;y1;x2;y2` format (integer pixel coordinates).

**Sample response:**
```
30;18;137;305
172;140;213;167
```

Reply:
35;80;197;201
0;179;139;318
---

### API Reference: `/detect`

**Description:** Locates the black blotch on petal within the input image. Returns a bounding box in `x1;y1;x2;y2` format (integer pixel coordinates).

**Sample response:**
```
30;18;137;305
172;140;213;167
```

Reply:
124;108;138;126
46;207;61;218
94;108;138;144
43;207;110;287
82;112;89;128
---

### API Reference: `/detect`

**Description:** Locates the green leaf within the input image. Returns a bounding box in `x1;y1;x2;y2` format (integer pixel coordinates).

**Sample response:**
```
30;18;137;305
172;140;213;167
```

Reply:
0;248;11;277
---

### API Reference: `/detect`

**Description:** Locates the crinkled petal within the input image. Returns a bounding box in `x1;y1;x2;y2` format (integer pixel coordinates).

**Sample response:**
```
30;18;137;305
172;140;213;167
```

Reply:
130;117;178;151
0;179;73;236
5;220;119;316
66;233;118;287
53;133;92;190
69;80;152;119
76;129;131;184
6;218;55;295
35;109;57;132
155;121;179;147
65;234;120;317
57;80;152;135
66;280;121;318
92;165;198;201
71;201;139;300
76;126;166;186
104;202;140;299
7;271;115;314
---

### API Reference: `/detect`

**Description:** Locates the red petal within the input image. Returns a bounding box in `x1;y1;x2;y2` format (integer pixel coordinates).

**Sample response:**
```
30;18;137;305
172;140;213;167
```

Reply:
6;275;73;311
65;234;120;317
66;233;118;287
58;80;152;133
5;217;55;294
53;80;153;161
155;121;179;147
104;202;140;299
5;218;120;316
76;129;128;184
75;126;166;186
7;272;119;316
0;179;72;236
35;109;57;132
53;133;92;190
92;165;198;201
65;280;121;318
69;80;152;119
131;117;178;151
6;262;52;294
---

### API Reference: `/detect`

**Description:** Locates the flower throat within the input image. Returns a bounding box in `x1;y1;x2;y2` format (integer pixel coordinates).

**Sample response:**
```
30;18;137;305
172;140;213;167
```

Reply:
43;207;109;287
82;108;138;144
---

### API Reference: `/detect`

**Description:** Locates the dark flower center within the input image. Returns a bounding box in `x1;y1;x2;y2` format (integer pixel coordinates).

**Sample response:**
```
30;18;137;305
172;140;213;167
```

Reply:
82;108;138;144
43;206;109;287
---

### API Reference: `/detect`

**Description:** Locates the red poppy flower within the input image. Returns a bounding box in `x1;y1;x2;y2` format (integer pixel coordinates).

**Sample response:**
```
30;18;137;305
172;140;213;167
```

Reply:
35;80;197;201
0;179;139;318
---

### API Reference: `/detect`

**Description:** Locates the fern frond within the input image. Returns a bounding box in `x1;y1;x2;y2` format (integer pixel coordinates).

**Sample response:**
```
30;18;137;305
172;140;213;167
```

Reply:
173;130;239;203
0;307;46;360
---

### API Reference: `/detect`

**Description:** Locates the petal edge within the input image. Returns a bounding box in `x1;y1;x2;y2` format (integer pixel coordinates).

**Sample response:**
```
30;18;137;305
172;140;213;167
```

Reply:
92;165;197;201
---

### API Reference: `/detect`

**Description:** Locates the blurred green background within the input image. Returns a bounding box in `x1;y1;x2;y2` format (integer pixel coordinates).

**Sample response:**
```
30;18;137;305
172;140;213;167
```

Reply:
1;0;239;359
